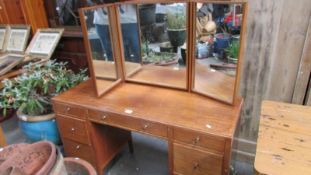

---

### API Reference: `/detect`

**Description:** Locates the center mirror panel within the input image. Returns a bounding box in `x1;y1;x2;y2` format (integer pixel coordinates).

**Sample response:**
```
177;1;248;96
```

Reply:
81;6;119;96
118;3;188;89
193;2;245;104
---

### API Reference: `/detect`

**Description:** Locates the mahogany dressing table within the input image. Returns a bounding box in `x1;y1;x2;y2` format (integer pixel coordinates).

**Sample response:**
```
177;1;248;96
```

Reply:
52;80;242;174
53;0;247;174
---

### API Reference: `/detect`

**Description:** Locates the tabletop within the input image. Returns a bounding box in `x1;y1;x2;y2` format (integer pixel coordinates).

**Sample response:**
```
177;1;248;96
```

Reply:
53;80;243;139
255;101;311;175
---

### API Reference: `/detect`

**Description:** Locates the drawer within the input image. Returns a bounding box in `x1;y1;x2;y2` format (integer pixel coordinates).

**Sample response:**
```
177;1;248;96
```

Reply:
174;143;223;175
89;110;167;138
174;127;225;153
53;103;87;119
56;116;90;145
63;139;95;166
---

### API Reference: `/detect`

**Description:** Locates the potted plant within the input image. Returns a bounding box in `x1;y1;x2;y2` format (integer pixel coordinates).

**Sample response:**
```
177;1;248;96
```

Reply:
225;40;239;64
0;60;88;144
167;12;186;47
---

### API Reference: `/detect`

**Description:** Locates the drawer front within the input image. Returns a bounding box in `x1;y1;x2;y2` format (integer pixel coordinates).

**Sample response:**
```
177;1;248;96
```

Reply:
174;143;223;175
89;110;167;138
56;116;90;145
54;103;87;119
63;139;95;166
174;127;225;153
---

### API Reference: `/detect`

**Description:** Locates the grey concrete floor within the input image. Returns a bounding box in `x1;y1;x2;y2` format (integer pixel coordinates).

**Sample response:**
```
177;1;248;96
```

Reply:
1;115;252;175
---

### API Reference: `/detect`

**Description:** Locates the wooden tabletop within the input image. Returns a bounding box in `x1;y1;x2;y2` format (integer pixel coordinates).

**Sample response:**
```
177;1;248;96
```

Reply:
255;101;311;175
53;80;242;138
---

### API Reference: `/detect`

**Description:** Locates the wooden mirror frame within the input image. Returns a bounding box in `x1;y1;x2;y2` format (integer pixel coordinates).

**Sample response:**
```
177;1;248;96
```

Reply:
79;4;123;97
190;0;248;105
79;0;248;105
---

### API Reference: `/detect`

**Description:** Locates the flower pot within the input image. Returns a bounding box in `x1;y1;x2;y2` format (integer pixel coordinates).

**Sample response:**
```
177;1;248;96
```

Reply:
227;56;238;64
64;157;97;175
0;141;57;175
17;109;61;144
167;29;186;47
49;149;67;175
214;33;232;54
139;4;156;26
159;42;175;53
0;143;29;166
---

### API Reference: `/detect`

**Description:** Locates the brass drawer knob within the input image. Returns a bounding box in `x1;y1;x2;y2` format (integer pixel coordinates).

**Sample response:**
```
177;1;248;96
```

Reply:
192;136;200;144
193;162;200;170
71;127;75;132
76;145;80;150
66;107;71;112
101;115;107;120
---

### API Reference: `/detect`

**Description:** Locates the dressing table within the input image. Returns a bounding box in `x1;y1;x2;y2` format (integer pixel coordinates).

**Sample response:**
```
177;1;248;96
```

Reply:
53;80;242;174
53;0;247;174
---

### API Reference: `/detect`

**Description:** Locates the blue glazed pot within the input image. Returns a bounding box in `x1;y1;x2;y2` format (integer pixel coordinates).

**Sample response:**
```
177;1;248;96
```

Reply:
214;33;232;54
17;109;61;145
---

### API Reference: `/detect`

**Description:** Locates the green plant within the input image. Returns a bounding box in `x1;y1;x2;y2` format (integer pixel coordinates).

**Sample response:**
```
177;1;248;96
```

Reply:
0;60;88;116
225;41;240;59
167;12;186;29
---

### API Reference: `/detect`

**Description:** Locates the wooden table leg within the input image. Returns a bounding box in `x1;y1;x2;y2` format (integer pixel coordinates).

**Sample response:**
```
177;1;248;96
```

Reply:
128;138;134;154
0;126;6;147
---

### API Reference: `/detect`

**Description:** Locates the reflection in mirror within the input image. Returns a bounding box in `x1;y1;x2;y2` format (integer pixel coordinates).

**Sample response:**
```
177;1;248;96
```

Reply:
193;3;243;103
83;6;118;95
119;3;188;89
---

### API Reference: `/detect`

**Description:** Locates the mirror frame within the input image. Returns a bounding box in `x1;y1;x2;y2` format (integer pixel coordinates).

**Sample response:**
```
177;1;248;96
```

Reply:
115;0;191;91
190;0;248;105
79;4;123;97
79;0;248;105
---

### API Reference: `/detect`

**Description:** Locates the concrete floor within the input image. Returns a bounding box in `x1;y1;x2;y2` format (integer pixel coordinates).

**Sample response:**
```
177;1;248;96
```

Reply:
1;115;252;175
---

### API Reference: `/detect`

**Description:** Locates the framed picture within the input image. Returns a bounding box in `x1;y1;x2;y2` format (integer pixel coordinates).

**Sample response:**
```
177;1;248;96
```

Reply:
26;29;64;59
0;29;6;50
0;55;24;76
6;27;30;52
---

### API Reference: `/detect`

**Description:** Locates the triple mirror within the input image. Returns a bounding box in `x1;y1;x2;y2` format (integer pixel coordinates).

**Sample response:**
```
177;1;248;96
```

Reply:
80;0;247;105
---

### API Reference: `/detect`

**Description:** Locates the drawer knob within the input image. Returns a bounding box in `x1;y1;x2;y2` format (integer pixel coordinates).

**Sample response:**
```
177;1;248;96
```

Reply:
192;136;200;144
66;107;71;112
193;162;200;170
101;115;107;120
71;128;75;132
76;145;80;150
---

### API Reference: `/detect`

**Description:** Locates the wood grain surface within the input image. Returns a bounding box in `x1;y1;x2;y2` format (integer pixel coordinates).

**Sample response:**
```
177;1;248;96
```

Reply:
53;80;242;138
236;0;311;158
255;101;311;175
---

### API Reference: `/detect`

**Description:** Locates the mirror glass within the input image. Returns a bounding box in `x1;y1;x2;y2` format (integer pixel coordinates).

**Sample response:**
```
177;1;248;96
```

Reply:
193;3;244;103
118;3;188;89
83;6;118;95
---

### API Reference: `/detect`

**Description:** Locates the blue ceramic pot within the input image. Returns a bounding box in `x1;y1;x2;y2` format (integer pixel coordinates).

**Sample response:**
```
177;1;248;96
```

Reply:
17;109;61;145
214;33;232;54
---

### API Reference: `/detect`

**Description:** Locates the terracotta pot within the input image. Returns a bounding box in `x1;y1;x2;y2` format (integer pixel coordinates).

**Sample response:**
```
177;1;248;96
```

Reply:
0;143;29;165
2;167;26;175
0;141;57;175
64;158;97;175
